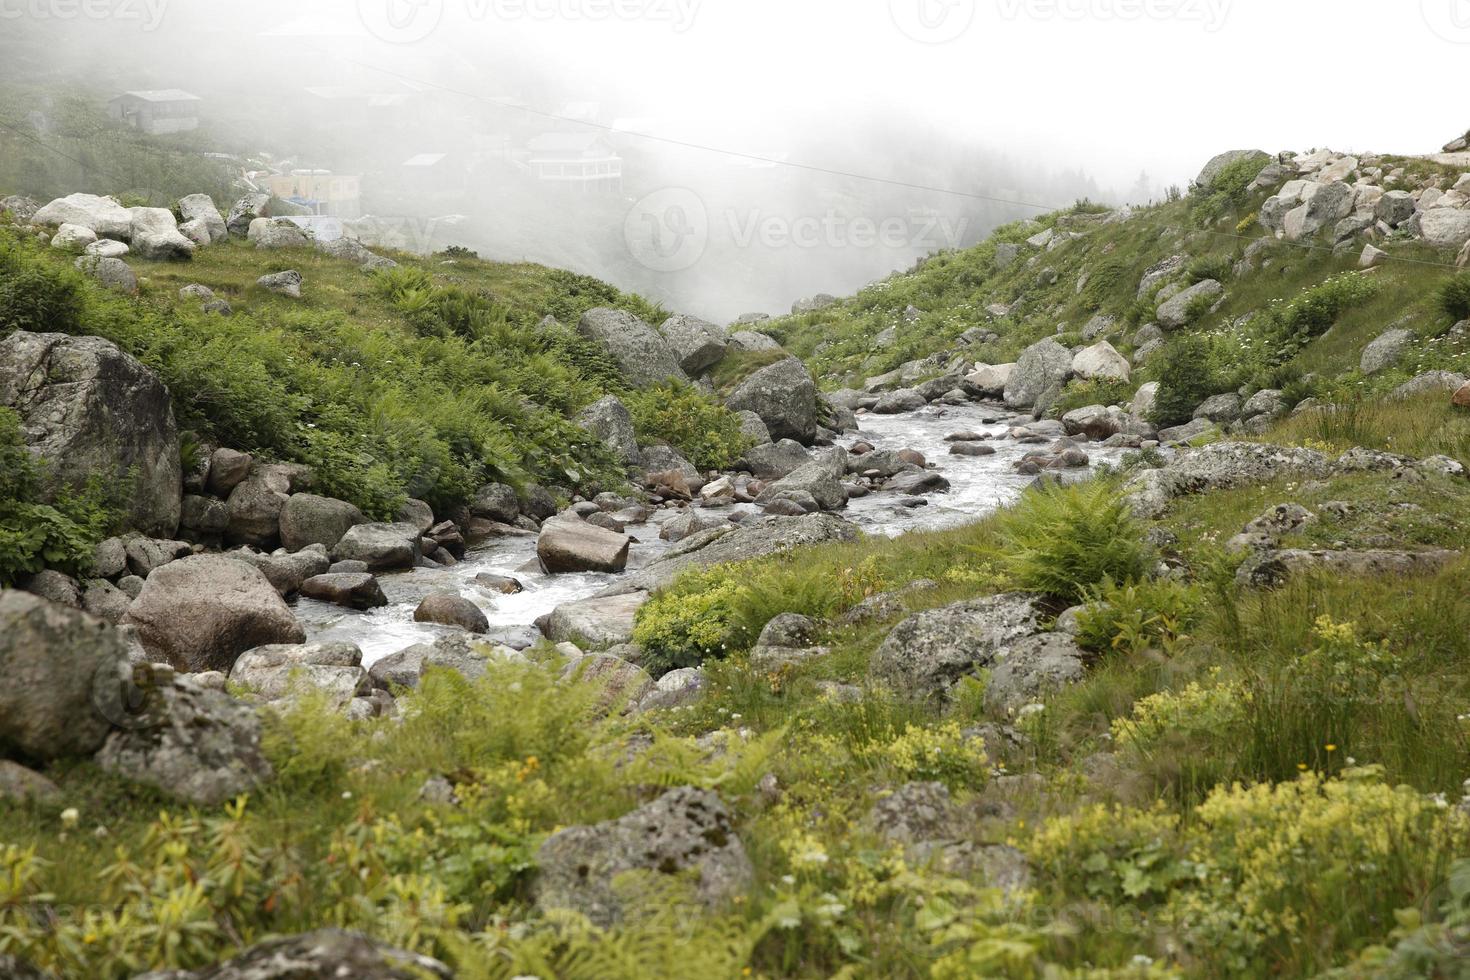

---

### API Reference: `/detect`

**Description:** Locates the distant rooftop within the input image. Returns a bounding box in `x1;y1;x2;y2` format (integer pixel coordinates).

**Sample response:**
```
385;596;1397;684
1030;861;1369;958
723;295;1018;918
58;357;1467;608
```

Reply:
114;89;201;103
402;153;448;167
528;133;613;154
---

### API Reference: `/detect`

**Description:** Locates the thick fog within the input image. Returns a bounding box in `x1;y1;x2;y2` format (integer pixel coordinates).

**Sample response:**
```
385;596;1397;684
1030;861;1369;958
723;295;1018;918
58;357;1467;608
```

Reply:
2;0;1466;320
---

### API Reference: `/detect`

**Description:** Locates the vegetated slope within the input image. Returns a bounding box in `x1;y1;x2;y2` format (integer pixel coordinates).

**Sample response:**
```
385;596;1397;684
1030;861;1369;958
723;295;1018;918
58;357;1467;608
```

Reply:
0;228;667;518
772;152;1469;416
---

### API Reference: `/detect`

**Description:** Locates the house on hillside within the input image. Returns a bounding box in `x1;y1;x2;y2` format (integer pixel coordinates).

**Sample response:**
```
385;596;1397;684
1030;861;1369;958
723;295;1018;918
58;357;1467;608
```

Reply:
108;90;201;135
264;170;363;219
526;133;623;194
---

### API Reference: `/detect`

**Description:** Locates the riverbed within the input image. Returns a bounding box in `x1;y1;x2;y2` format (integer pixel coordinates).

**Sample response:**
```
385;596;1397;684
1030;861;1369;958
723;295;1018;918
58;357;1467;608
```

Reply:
297;404;1135;664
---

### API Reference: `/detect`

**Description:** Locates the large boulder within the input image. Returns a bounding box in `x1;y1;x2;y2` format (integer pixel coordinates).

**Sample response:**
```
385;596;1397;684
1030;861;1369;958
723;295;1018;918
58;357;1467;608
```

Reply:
534;786;752;926
872;593;1043;699
131;930;451;980
545;592;647;650
414;593;490;633
229;641;369;709
32;192;132;238
122;556;306;673
300;572;388;610
741;438;811;479
233;548;332;598
0;331;181;537
1283;182;1355;240
176;193;228;244
226;192;270;237
577;308;688;387
984;634;1087;715
1003;339;1073;410
754;447;849;512
1124;442;1334;518
1071;341;1131;382
1360;328;1414;375
248;217;310;249
331;522;422;571
96;672;272;805
538;516;631;573
74;254;138;292
577;395;641;465
604;513;860;595
660;314;728;374
1194;149;1269;189
966;363;1015;398
279;493;366;552
1156;279;1223;329
50;222;97;251
128;206;195;261
724;357;818;444
1419;209;1470;250
0;591;130;762
226;466;293;548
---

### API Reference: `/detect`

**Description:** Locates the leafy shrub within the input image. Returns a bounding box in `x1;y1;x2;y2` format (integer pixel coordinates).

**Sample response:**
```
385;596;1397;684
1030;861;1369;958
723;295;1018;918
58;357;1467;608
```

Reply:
1025;803;1189;905
878;721;988;788
0;240;86;336
1076;576;1205;656
633;567;750;675
991;480;1150;604
625;382;753;471
1439;272;1470;323
1186;255;1232;284
1049;377;1134;417
1189;155;1263;227
0;407;115;585
1150;334;1219;427
1110;674;1249;750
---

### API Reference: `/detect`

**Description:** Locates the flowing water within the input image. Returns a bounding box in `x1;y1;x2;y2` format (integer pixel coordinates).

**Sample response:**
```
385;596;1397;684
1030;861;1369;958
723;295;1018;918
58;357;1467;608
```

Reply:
297;403;1137;664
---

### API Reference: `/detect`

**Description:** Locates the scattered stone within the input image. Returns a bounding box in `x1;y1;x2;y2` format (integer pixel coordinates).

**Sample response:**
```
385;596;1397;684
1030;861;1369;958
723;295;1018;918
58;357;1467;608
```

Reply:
256;269;303;297
229;641;369;709
872;593;1042;699
414;593;489;633
1360;328;1414;375
331;522;422;571
538;516;631;573
300;573;388;610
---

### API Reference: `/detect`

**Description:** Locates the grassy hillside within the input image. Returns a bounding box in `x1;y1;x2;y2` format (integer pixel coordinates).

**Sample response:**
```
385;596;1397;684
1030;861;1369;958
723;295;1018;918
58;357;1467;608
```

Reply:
769;164;1470;414
0;227;677;523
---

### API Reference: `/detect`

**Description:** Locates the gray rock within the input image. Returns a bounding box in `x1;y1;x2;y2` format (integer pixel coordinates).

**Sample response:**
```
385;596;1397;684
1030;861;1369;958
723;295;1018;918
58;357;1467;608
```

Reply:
1124;442;1334;518
0;331;181;536
21;568;81;607
1003;339;1073;410
1071;341;1131;382
256;269;303;297
578;308;688;387
660;509;725;542
577;395;641;465
176;193;227;244
122;556;306;673
755;448;850;512
369;634;498;690
233;548;332;597
1137;254;1186;298
1193;393;1242;423
280;493;366;552
660;314;729;374
229;641;368;709
130;929;450;980
180;493;229;541
757;613;819;649
885;469;951;495
1393;370;1468;398
724;357;819;444
735;410;772;445
558;653;655;712
225;192;270;237
635;667;706;712
534;787;752;926
741;439;811;478
791;293;837;314
300;573;388;610
1284;182;1356;240
604;514;860;596
0;759;61;803
96;673;272;805
1238;548;1460;588
545;592;647;650
966;362;1015;397
1241;388;1286;418
124;535;193;577
82;578;132;624
51;221;97;251
872;593;1043;699
874;388;927;414
226;467;292;548
128;206;195;261
414;593;489;633
1156;279;1223;329
728;329;781;351
1419;209;1470;250
0;590;130;761
1195;149;1269;190
0;194;41;222
537;516;631;573
207;448;254;496
984;634;1087;715
1376;190;1418;228
32;192;132;237
1360;328;1414;375
331;522;423;571
73;254;138;292
247;217;309;249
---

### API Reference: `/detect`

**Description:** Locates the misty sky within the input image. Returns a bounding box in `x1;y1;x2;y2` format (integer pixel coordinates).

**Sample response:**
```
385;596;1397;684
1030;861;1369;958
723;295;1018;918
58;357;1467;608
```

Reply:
233;0;1470;192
